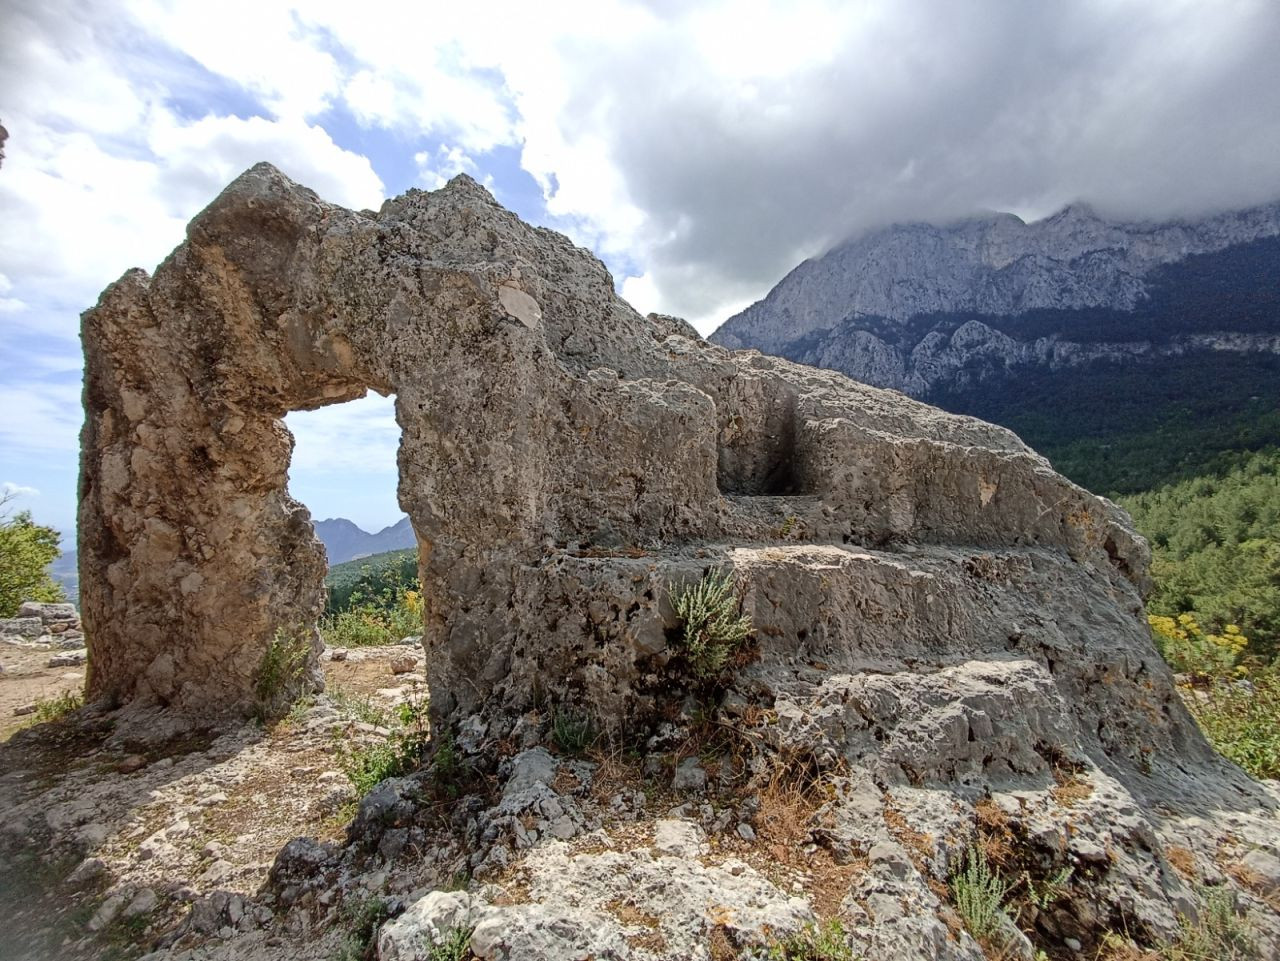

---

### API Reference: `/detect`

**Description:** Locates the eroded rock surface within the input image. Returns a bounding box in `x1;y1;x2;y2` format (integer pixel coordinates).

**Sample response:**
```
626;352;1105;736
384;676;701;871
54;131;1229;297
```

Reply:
82;162;1142;729
71;164;1280;959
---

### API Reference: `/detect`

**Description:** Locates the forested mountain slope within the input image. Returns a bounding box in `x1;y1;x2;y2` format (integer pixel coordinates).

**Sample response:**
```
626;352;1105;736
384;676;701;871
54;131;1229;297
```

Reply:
1121;449;1280;657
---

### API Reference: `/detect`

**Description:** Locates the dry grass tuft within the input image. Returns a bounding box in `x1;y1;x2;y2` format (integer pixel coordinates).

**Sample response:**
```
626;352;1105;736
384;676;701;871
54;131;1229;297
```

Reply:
756;764;825;858
605;897;666;950
708;923;738;961
605;898;661;930
972;797;1015;871
1226;859;1280;912
552;767;582;795
807;857;867;920
1095;932;1162;960
1165;845;1198;880
587;746;653;806
1050;768;1095;808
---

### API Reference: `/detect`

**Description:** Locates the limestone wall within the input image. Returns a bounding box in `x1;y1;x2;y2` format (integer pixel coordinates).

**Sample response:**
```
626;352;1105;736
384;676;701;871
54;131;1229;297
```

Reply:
80;164;1148;739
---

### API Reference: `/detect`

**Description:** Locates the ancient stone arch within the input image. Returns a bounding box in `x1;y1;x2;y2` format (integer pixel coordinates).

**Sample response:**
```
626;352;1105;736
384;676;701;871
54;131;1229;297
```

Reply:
82;164;1172;760
72;166;1280;960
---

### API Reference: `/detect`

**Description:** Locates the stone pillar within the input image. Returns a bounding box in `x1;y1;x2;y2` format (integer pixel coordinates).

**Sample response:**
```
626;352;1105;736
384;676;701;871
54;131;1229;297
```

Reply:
80;274;332;716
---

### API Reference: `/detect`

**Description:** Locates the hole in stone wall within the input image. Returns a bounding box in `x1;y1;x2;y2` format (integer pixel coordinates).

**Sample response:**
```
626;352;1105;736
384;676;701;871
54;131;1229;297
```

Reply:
716;396;811;496
717;429;801;495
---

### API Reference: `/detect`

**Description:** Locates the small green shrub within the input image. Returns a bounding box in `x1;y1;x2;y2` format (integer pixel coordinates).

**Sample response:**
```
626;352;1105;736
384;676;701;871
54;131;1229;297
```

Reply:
760;919;857;960
331;687;393;728
430;729;467;799
1019;865;1073;912
325;550;418;615
341;740;409;797
34;689;83;722
1101;884;1257;960
321;558;422;648
1171;885;1254;960
330;895;390;961
949;845;1013;946
428;926;473;961
322;608;399;647
551;708;595;755
255;628;312;720
1151;613;1249;679
337;689;430;796
670;567;753;678
284;694;316;726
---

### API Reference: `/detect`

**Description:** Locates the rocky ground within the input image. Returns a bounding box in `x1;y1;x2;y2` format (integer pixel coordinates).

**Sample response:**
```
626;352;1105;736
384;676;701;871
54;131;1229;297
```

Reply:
1;635;860;961
0;641;434;960
4;627;1280;961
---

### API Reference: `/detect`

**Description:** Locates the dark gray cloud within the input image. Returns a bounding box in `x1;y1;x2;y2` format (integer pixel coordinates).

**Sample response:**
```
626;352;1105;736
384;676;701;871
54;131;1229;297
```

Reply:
556;1;1280;323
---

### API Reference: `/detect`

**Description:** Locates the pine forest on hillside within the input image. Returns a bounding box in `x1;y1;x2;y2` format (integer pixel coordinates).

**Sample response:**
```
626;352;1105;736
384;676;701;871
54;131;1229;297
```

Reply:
1121;449;1280;660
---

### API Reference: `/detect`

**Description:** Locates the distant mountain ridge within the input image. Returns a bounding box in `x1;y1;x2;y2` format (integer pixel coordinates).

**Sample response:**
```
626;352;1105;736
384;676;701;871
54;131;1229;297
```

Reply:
712;198;1280;369
49;519;415;591
314;516;416;566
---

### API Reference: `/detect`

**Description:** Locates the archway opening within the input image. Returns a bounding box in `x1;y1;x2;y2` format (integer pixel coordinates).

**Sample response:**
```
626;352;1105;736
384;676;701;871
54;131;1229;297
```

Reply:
284;392;424;650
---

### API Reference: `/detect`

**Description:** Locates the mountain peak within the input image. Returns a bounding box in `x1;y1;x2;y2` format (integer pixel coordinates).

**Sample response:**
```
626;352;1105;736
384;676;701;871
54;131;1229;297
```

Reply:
711;196;1280;353
313;515;416;565
1044;201;1100;222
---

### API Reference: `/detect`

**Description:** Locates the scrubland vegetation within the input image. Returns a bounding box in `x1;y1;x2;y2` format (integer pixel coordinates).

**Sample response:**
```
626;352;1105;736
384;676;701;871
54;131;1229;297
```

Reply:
320;550;422;647
1122;450;1280;780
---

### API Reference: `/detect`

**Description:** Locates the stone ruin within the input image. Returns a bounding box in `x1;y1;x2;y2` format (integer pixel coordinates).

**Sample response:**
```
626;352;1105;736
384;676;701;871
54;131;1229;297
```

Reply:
75;163;1280;953
80;162;1162;738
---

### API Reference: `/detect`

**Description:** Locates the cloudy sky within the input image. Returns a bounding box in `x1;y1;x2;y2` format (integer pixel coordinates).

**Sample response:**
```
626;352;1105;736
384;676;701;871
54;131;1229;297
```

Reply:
2;0;1279;540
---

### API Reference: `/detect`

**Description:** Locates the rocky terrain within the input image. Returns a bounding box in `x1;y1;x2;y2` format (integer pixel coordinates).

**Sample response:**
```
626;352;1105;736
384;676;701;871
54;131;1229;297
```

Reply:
710;201;1280;398
4;625;1280;961
0;636;428;960
0;602;89;734
8;165;1273;960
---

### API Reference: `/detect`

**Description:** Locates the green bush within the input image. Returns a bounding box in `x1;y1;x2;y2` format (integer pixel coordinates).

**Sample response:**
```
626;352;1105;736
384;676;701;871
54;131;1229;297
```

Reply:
320;559;422;648
949;845;1012;946
255;629;312;720
427;926;473;961
1150;613;1248;679
1102;884;1257;960
759;919;857;960
337;689;431;796
670;567;753;678
1182;662;1280;779
1170;885;1254;960
330;687;392;727
0;505;65;617
325;550;418;614
330;895;390;961
550;708;596;755
34;689;83;722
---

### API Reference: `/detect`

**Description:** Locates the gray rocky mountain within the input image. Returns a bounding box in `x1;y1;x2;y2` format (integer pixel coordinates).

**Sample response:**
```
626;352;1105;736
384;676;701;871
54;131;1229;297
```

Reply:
313;516;415;566
711;200;1280;396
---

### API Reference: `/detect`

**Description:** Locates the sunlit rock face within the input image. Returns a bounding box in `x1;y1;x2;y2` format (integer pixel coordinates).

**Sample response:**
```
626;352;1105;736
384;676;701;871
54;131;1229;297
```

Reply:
82;162;1151;744
76;167;1280;958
